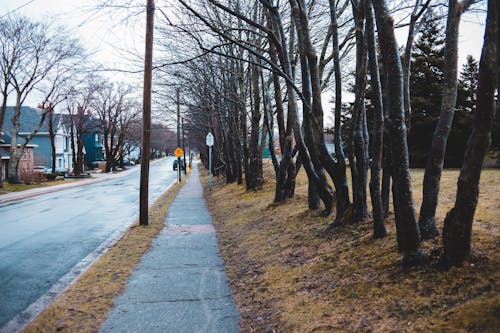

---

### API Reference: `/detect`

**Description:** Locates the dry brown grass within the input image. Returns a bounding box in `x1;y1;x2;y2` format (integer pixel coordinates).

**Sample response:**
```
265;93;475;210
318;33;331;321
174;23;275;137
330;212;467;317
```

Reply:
23;183;182;333
0;178;76;193
203;162;499;333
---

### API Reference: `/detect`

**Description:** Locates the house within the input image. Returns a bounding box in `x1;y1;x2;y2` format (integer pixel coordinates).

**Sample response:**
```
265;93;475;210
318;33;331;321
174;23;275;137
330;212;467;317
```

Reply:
0;130;37;182
81;117;104;166
3;106;73;172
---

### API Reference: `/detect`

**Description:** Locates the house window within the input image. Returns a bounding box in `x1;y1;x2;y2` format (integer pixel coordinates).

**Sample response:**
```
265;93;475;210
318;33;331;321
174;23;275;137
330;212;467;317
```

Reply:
95;134;99;143
57;158;62;169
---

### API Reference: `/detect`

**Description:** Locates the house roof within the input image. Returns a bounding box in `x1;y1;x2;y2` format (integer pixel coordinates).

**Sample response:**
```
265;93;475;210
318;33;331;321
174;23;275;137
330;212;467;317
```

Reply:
3;106;49;133
2;106;103;139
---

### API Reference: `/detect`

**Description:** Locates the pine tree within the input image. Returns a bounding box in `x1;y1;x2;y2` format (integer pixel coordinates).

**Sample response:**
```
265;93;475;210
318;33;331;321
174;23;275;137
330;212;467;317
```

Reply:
408;13;446;167
446;55;478;167
457;55;479;113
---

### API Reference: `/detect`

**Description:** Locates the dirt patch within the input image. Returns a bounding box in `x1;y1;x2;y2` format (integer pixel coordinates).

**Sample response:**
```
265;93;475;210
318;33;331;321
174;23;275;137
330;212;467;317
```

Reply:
203;163;499;332
23;183;182;333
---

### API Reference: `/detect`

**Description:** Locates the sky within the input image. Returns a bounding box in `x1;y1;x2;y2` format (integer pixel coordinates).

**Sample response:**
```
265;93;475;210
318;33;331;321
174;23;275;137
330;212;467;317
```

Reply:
0;0;487;113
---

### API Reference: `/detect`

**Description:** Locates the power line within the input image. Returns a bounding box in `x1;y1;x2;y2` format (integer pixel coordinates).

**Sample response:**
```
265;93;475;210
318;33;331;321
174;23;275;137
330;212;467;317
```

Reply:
0;0;37;19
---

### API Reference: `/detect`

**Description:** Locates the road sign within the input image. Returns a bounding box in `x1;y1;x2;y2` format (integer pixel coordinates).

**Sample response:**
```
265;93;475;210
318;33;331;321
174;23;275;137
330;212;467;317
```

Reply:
174;147;184;157
206;132;214;146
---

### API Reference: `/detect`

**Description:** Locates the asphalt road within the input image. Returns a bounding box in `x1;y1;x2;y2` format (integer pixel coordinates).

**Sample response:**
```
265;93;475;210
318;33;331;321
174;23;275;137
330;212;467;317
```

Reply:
0;157;179;330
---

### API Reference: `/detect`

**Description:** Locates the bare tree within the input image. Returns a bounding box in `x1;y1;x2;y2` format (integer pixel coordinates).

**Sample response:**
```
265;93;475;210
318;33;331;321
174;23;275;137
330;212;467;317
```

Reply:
442;0;496;266
4;16;82;183
92;81;137;172
64;76;100;176
366;0;387;238
418;0;477;240
372;0;425;266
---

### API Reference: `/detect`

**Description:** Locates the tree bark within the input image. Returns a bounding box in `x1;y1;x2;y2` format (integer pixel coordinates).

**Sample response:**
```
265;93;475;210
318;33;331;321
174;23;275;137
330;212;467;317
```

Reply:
327;0;351;228
442;0;497;266
419;0;473;240
402;0;431;132
48;109;57;175
366;0;387;238
372;0;425;265
351;0;369;223
267;1;334;214
247;62;263;190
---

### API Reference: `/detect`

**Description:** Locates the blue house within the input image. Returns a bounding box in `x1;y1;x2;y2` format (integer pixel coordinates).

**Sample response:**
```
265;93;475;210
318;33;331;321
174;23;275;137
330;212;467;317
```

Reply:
81;117;104;166
2;106;72;172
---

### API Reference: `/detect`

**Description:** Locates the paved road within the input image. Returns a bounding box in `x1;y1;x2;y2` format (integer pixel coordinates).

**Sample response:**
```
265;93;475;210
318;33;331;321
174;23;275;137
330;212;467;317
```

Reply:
0;157;178;330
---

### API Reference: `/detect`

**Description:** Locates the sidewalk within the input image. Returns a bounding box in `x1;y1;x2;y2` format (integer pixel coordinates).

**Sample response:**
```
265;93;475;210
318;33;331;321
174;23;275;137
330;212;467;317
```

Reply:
100;161;239;333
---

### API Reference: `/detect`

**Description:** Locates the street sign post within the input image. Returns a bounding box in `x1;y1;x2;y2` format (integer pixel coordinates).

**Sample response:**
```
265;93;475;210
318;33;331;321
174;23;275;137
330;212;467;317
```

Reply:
174;147;184;157
174;147;183;182
206;132;214;191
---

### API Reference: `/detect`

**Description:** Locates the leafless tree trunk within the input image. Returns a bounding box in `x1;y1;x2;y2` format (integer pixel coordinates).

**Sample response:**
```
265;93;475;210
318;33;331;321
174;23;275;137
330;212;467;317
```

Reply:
47;108;57;174
402;0;431;132
350;0;369;223
5;17;81;183
442;0;497;266
419;0;475;240
248;61;264;190
372;0;425;266
366;0;387;238
327;0;351;227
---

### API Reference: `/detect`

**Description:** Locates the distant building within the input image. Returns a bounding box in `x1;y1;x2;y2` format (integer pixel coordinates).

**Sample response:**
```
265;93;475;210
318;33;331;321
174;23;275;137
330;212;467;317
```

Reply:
0;130;37;182
82;131;104;165
3;106;73;172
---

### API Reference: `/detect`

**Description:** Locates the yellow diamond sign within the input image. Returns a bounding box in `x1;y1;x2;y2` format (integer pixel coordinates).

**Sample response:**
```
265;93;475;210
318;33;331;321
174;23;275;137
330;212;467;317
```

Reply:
174;147;184;157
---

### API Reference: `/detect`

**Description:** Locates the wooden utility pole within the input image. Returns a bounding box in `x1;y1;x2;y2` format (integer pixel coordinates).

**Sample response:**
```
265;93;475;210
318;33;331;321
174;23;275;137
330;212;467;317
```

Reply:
177;88;181;182
182;117;186;174
139;0;155;226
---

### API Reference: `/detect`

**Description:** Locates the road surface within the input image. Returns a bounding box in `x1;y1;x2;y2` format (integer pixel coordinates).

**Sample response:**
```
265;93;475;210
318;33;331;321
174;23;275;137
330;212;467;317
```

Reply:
0;157;179;330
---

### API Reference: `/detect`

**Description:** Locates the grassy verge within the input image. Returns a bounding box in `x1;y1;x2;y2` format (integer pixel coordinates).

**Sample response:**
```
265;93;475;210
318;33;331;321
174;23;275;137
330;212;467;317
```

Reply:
203;162;499;332
23;182;182;333
0;179;73;193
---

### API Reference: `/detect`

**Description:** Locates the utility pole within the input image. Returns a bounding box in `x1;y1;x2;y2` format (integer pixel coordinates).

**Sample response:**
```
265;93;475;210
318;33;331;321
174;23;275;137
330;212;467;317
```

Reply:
139;0;155;226
177;88;181;182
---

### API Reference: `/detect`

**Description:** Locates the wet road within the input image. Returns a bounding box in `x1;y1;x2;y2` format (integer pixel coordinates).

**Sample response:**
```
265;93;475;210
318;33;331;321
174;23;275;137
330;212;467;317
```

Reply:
0;157;178;329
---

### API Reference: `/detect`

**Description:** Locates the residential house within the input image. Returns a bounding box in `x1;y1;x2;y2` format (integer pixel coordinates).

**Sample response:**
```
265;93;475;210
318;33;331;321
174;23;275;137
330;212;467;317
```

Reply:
0;130;37;182
81;117;104;166
3;106;73;172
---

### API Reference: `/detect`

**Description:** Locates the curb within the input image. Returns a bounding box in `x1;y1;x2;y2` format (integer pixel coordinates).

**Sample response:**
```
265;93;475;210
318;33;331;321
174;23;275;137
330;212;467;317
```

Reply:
0;159;165;205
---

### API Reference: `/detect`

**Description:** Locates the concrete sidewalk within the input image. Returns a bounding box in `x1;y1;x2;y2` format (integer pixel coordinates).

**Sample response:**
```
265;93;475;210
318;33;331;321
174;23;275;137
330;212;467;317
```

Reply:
100;161;239;333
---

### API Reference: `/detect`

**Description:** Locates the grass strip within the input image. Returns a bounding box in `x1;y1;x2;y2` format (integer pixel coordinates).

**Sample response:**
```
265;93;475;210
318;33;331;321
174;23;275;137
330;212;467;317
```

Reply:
203;164;499;332
23;182;183;333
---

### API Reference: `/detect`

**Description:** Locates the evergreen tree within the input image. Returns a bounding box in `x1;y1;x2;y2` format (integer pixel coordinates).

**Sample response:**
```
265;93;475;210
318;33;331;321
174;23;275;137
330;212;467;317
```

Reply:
408;13;445;167
457;55;479;113
447;55;478;167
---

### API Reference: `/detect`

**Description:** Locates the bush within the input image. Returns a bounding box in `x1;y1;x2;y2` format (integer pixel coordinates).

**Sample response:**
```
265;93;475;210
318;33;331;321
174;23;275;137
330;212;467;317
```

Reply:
21;171;47;184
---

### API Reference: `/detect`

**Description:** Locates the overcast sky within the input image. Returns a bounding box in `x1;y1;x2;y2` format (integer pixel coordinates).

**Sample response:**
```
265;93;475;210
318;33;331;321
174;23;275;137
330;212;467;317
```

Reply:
1;0;487;111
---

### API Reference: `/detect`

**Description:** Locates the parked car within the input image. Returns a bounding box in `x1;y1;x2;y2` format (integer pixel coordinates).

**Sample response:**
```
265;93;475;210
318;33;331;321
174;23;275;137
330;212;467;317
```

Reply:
33;166;47;173
45;167;67;174
123;159;135;166
173;159;186;171
89;160;105;169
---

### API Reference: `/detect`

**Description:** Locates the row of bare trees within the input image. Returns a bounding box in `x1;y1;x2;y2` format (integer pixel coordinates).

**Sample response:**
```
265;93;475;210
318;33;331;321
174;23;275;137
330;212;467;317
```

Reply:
0;14;142;182
153;0;496;267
